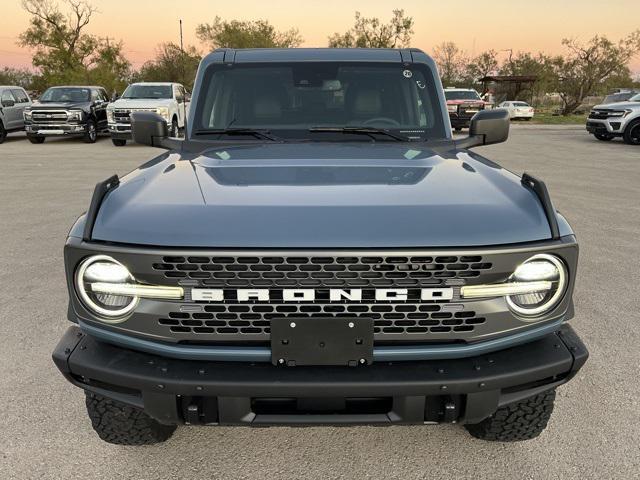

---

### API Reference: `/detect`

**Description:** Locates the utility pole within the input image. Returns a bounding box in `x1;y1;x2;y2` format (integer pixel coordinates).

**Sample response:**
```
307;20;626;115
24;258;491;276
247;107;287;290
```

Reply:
179;19;184;52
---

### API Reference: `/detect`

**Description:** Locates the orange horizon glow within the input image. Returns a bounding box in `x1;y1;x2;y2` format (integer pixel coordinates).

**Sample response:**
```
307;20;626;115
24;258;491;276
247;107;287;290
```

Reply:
2;0;639;74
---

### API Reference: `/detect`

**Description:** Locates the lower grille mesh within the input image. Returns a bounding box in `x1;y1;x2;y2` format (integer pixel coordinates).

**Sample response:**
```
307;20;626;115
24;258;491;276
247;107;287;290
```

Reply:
159;303;485;337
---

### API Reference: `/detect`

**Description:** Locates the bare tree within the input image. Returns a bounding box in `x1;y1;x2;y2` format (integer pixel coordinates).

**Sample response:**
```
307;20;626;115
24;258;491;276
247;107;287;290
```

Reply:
432;42;467;86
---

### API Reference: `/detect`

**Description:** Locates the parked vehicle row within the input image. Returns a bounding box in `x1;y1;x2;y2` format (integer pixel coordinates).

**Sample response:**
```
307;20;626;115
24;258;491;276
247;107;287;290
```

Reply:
0;82;188;146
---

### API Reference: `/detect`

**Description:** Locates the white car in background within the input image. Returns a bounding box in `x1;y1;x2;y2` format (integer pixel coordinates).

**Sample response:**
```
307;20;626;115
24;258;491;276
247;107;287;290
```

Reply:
107;82;189;146
499;101;535;120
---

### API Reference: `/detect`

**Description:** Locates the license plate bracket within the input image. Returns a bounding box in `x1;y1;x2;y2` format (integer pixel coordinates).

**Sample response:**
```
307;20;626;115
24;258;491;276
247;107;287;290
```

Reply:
270;317;374;367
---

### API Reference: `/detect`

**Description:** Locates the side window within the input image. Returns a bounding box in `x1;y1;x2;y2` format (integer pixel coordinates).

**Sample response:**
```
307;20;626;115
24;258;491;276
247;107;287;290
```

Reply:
11;89;29;103
1;90;16;103
91;89;99;101
101;89;109;101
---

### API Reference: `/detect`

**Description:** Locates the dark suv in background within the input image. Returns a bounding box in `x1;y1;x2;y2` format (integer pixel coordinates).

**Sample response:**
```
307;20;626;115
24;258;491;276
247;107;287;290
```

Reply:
24;86;109;144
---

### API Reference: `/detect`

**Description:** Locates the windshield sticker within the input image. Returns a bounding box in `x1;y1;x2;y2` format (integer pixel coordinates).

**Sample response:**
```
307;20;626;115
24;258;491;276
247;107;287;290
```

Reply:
416;80;426;89
404;149;422;160
403;69;413;78
216;151;231;160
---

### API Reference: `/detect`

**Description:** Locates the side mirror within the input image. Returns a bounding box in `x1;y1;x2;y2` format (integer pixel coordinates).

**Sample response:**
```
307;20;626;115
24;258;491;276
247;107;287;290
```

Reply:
456;109;509;149
131;111;180;149
2;99;15;107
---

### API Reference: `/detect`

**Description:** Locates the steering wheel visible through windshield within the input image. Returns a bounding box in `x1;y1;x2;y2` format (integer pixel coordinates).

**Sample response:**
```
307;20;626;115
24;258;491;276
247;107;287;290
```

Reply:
193;62;447;141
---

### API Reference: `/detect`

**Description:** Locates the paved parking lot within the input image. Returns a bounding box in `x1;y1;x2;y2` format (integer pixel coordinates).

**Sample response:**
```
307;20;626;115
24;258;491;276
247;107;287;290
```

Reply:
1;127;639;479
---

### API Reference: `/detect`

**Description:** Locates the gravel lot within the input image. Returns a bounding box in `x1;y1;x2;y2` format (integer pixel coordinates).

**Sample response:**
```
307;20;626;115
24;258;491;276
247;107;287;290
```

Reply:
1;126;638;479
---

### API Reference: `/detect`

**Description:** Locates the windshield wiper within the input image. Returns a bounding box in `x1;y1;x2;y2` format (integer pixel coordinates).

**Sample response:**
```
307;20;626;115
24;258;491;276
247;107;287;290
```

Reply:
308;126;410;142
194;128;282;141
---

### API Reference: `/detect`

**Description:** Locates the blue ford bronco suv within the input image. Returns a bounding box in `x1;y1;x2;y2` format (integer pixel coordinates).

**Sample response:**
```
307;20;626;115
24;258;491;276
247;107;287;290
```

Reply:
53;48;587;445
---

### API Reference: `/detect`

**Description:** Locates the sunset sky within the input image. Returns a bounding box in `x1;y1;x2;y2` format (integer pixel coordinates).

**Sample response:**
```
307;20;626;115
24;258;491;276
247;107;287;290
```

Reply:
1;0;639;74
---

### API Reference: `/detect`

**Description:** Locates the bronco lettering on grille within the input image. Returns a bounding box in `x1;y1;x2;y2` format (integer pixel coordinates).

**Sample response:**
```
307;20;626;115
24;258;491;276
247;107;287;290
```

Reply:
191;288;454;302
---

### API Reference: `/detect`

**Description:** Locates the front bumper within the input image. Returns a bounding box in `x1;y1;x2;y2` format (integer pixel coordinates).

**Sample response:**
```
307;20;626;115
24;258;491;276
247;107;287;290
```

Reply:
586;119;625;135
108;123;132;139
53;324;587;426
25;123;86;136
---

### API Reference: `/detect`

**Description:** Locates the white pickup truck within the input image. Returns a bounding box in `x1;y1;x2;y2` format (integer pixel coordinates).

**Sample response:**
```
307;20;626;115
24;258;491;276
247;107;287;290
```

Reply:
107;82;189;146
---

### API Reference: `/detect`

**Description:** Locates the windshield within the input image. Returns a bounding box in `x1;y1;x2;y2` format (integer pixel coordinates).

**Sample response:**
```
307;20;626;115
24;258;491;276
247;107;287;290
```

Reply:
629;93;640;102
40;87;90;102
194;62;447;141
603;93;635;104
122;84;172;99
444;90;481;101
513;102;530;107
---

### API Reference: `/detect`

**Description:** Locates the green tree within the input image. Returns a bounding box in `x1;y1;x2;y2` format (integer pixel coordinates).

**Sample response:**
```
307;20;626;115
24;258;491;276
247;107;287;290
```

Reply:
328;10;413;48
432;41;467;86
18;0;130;90
550;32;640;114
196;17;302;49
137;43;201;91
498;52;558;102
0;67;35;89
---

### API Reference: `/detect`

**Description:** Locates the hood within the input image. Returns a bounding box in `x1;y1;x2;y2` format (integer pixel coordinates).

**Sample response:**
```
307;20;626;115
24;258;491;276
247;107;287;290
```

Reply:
446;99;487;105
31;101;89;110
110;98;172;109
593;100;640;110
90;143;553;248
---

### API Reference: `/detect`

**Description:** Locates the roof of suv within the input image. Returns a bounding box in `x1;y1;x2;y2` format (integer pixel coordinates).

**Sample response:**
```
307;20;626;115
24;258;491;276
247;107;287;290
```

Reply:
206;47;428;64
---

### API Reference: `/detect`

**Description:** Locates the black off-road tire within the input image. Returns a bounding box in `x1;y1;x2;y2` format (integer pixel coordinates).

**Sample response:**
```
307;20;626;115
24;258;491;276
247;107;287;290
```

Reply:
112;138;127;147
594;133;614;141
622;119;640;145
27;134;45;144
85;392;176;445
465;389;556;442
0;121;6;144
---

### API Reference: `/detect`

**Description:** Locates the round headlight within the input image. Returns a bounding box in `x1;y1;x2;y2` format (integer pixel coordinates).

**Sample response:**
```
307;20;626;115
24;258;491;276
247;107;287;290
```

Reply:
75;255;138;321
506;254;567;318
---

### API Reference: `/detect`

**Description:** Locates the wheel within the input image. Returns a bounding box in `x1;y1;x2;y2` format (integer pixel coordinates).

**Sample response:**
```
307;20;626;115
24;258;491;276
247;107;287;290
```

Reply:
83;119;98;143
169;118;178;137
622;119;640;145
85;392;176;445
111;138;127;147
0;121;6;144
594;133;614;141
27;135;45;144
465;389;556;442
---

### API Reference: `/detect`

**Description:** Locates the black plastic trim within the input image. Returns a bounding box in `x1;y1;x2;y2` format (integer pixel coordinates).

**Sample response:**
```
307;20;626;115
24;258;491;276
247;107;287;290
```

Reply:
82;175;119;241
521;172;560;239
52;324;587;425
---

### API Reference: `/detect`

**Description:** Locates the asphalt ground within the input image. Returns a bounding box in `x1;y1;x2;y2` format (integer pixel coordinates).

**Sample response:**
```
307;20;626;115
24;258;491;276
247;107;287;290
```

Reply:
0;126;639;479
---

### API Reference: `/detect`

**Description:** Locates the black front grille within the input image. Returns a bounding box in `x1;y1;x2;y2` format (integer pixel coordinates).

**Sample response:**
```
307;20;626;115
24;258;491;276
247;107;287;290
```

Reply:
153;255;493;288
159;303;485;337
113;110;131;123
32;110;68;123
589;110;611;119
